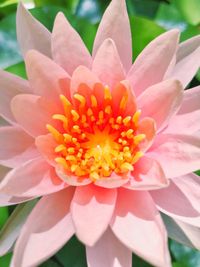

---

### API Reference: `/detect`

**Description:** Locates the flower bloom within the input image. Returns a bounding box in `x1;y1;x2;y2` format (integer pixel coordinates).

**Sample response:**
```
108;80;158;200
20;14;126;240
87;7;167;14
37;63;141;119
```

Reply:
0;1;200;266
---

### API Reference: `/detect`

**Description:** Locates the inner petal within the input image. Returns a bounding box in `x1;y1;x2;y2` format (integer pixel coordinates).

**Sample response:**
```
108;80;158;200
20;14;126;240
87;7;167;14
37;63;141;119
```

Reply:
47;82;145;183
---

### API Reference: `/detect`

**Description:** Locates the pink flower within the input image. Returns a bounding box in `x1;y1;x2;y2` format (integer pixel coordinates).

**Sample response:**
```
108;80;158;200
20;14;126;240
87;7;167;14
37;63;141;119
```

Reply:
0;1;200;266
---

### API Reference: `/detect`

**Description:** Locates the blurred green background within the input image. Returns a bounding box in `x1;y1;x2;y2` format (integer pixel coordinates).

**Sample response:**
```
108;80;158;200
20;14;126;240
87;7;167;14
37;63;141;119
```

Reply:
0;0;200;266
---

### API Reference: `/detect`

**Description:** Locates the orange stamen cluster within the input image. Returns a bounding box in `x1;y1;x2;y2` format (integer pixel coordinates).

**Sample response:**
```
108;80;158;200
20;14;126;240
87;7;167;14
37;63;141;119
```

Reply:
47;84;145;182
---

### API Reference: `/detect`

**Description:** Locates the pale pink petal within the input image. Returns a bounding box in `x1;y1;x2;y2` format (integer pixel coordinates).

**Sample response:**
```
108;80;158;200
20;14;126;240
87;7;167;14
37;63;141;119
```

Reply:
25;50;71;101
0;194;33;207
124;156;169;190
137;79;183;130
17;2;51;58
0;126;39;168
70;66;100;95
92;39;125;88
151;181;200;227
170;47;200;88
128;30;180;96
11;94;59;137
94;175;129;189
0;158;66;197
162;213;200;250
148;134;200;177
137;117;156;151
178;86;200;114
52;12;92;75
0;200;37;256
71;184;117;246
0;166;10;182
12;188;75;267
93;0;132;72
111;188;171;267
0;70;30;124
86;228;132;267
177;35;200;62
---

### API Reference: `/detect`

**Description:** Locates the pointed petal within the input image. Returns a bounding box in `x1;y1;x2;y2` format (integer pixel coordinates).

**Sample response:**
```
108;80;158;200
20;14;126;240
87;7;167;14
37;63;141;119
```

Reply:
111;189;171;267
170;47;200;88
0;70;30;124
0;126;39;168
0;194;32;207
17;2;51;57
178;86;200;114
124;156;169;190
92;39;125;88
177;35;200;62
0;158;66;197
25;50;71;101
52;12;92;75
11;94;58;137
128;30;180;96
148;134;200;177
137;117;156;151
137;79;183;130
71;184;117;246
12;188;75;267
93;0;132;72
162;213;200;250
70;66;99;95
0;200;37;256
86;228;132;267
151;180;200;227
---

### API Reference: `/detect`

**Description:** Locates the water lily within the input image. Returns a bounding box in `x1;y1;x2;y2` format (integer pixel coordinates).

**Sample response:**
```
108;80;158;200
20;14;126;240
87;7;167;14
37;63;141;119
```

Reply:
0;1;200;266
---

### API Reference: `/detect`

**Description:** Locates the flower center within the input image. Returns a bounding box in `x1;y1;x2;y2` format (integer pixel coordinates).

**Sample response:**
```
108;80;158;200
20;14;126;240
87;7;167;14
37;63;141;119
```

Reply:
47;83;145;182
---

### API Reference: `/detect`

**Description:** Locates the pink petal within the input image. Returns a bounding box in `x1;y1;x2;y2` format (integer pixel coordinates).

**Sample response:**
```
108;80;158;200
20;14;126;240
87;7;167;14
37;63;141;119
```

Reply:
52;12;92;75
71;184;117;246
0;126;39;168
94;175;129;189
0;158;66;197
178;85;200;114
17;2;51;57
12;188;75;267
170;47;200;88
128;30;180;96
0;166;10;182
151;180;200;227
124;156;169;190
93;0;132;72
137;117;156;151
0;194;32;207
0;70;30;124
70;66;100;95
86;228;132;267
92;39;125;88
148;134;200;177
25;50;71;101
177;35;200;62
137;79;183;130
11;94;59;137
111;188;171;267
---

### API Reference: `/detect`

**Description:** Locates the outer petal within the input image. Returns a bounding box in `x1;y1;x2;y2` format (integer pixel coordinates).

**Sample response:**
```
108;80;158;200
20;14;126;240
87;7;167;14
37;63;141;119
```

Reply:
0;126;39;168
178;86;200;114
25;50;71;101
12;188;75;267
111;189;171;267
162;213;200;250
0;194;32;207
92;39;125;88
0;158;66;197
137;79;183;130
177;35;200;62
52;12;92;75
71;184;117;246
17;2;51;57
0;200;37;256
148;134;200;177
170;46;200;88
127;30;180;96
124;156;169;190
86;228;132;267
0;70;30;124
93;0;132;72
11;94;59;137
151;180;200;227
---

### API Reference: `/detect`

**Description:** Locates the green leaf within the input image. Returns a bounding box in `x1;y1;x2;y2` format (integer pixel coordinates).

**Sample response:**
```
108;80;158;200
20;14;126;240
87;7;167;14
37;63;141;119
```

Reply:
55;236;87;267
130;16;165;60
195;170;200;176
170;240;200;267
173;0;200;26
0;208;9;229
5;62;27;78
0;252;12;267
132;253;153;267
130;0;160;19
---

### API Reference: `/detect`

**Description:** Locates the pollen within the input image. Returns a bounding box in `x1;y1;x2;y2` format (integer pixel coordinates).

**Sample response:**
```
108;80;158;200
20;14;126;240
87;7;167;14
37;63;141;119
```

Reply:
47;83;145;182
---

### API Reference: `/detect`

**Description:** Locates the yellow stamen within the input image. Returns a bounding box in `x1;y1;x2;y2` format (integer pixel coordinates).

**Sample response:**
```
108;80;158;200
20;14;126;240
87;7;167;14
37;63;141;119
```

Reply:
74;94;86;108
